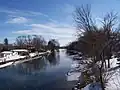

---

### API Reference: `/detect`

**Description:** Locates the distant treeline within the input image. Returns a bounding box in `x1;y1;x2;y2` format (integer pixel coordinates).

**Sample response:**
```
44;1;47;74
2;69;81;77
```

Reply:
0;35;60;52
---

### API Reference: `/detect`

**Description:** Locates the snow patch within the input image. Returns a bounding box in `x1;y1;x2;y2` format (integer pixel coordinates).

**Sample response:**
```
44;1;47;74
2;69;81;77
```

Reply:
67;72;81;81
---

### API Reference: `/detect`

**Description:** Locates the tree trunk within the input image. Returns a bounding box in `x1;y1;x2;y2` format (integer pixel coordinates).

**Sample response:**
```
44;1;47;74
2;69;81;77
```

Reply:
99;68;105;90
108;59;110;68
104;60;107;68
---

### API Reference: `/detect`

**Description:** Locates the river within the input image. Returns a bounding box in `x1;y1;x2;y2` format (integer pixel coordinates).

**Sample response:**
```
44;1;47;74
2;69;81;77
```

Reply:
0;50;76;90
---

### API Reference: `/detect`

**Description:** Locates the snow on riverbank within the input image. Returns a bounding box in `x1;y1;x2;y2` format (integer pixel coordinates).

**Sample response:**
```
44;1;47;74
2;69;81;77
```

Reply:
82;57;120;90
67;52;120;90
81;83;102;90
0;51;50;69
109;58;118;68
67;72;81;81
106;57;120;90
67;55;82;81
0;62;13;68
106;70;120;90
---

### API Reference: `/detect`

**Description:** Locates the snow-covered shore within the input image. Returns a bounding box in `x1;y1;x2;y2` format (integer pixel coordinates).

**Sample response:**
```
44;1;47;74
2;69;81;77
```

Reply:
66;52;120;90
0;51;51;69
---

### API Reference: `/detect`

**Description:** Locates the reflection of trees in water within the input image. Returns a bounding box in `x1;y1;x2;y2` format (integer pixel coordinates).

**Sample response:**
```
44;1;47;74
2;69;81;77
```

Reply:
14;52;60;74
15;57;48;74
46;52;60;66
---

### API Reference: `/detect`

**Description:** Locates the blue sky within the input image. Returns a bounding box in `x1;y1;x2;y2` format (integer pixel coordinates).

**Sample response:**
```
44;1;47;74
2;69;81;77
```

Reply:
0;0;120;46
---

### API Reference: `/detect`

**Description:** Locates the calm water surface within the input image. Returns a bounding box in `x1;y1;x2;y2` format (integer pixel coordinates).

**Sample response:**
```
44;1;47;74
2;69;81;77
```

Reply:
0;50;74;90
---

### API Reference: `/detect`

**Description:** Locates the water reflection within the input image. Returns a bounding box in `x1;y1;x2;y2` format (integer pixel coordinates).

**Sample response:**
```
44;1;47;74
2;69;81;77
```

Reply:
0;50;75;90
14;52;60;74
46;51;60;66
15;58;47;74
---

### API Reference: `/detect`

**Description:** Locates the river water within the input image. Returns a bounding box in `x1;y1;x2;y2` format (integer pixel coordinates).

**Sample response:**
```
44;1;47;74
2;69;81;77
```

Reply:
0;50;75;90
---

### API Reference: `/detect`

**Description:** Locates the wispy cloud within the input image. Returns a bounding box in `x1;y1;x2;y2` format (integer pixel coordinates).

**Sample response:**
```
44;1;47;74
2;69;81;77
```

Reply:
0;8;48;17
1;4;76;45
12;23;76;45
27;11;49;17
0;8;58;24
13;23;75;36
6;16;29;24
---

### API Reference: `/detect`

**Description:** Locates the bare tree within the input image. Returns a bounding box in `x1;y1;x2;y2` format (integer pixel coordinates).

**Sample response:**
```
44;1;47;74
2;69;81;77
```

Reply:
15;35;46;51
101;12;118;68
73;5;120;90
15;36;25;48
74;4;97;33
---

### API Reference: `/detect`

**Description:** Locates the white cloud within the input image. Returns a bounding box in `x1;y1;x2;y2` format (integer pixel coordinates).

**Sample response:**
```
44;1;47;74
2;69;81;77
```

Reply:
0;9;47;17
6;17;28;24
13;23;76;45
31;23;75;36
0;8;58;24
1;4;77;45
0;9;18;14
27;11;49;17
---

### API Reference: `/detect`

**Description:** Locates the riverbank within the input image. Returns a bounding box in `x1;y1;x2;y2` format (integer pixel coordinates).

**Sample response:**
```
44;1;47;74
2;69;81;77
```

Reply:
0;51;51;69
67;50;120;90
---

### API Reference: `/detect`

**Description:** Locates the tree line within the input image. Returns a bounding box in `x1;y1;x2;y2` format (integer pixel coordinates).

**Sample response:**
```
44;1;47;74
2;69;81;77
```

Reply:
0;35;60;52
